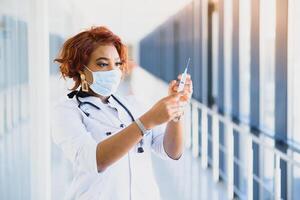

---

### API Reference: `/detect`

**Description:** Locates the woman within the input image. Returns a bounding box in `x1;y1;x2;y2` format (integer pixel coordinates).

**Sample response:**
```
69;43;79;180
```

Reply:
51;26;193;200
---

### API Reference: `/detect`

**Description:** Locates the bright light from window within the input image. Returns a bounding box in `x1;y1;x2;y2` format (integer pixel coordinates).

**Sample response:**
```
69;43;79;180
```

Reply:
260;0;276;134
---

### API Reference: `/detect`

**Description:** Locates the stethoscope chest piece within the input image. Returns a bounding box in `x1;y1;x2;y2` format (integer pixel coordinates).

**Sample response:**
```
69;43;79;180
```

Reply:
137;147;144;153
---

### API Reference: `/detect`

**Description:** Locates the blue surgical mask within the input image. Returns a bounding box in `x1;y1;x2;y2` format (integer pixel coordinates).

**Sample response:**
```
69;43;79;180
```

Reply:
85;66;122;96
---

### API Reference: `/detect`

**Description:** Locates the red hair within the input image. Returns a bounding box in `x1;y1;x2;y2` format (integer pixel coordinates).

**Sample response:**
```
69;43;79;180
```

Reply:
55;26;128;90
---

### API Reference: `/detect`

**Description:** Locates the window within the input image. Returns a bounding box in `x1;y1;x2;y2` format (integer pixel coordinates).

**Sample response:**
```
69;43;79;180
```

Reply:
238;0;251;196
262;138;275;199
0;1;31;199
288;0;300;199
212;9;219;104
239;0;251;123
0;16;5;136
288;0;300;149
259;1;277;198
223;0;233;192
259;0;276;135
224;0;232;116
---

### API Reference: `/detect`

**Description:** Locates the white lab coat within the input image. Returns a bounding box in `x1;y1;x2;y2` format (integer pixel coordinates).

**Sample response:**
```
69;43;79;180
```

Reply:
51;92;178;200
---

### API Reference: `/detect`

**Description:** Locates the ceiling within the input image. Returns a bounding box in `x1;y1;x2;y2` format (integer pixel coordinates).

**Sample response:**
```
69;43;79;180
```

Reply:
66;0;192;44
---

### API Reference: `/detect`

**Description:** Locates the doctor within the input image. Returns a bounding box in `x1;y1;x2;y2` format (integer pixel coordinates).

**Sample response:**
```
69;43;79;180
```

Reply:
51;26;193;200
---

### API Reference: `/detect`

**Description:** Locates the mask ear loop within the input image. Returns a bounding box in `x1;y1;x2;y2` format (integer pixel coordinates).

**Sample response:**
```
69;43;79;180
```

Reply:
85;65;93;73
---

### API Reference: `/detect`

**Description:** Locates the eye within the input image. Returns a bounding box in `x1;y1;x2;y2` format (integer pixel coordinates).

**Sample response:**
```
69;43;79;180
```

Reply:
115;62;123;67
97;62;109;67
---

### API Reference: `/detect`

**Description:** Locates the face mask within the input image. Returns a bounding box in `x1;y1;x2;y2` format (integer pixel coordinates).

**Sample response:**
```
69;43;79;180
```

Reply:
85;66;122;96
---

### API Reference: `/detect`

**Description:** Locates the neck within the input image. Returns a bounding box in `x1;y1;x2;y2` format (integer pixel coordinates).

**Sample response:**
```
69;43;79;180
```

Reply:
100;96;110;104
88;90;110;104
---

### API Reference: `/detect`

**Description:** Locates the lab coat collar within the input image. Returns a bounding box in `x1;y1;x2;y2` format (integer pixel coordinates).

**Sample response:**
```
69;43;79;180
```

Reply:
107;93;125;110
77;95;107;111
76;93;124;111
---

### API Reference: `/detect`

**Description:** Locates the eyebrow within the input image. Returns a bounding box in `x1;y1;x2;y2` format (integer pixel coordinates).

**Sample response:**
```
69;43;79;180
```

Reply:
96;57;121;62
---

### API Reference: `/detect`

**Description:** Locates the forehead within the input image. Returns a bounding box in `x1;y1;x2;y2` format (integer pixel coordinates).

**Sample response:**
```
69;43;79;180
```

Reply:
91;44;120;60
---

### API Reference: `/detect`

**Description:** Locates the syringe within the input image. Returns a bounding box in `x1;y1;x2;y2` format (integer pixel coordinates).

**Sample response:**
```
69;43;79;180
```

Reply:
173;58;191;122
177;58;191;92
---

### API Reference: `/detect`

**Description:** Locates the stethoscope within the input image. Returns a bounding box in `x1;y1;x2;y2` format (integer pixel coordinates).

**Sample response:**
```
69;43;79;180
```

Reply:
67;90;145;153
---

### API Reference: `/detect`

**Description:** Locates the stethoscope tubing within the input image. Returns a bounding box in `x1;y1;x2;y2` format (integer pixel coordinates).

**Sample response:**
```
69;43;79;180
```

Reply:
69;90;145;153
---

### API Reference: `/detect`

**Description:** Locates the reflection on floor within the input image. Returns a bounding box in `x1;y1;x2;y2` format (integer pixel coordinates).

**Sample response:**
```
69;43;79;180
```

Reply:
152;150;228;200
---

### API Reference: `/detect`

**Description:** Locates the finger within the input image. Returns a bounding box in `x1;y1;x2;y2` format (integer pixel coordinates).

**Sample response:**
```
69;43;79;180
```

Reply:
167;97;186;106
184;76;192;82
171;101;186;109
172;87;178;93
174;83;192;91
169;108;185;116
183;85;193;94
170;109;185;119
168;101;186;109
176;79;192;86
179;90;191;99
169;80;177;87
177;89;191;100
170;81;180;92
167;91;184;100
165;95;180;103
180;95;191;102
183;90;192;98
173;85;179;91
176;77;192;90
183;83;192;89
169;108;184;118
184;79;192;85
166;102;178;109
168;105;182;112
177;73;191;80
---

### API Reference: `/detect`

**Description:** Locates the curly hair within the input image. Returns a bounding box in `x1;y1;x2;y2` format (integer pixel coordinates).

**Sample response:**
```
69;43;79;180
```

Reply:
54;26;128;90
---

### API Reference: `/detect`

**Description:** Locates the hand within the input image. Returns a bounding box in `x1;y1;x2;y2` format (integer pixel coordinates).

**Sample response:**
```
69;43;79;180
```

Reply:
168;73;193;103
140;92;186;129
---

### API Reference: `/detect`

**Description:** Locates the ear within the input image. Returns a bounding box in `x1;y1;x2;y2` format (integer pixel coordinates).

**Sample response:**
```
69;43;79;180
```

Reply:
120;68;127;80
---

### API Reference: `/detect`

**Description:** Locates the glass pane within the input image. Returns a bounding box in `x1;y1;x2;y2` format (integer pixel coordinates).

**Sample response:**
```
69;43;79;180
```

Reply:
288;0;300;147
293;154;300;200
0;1;31;199
212;11;219;103
224;0;232;116
239;133;250;195
238;1;251;196
262;137;275;199
259;0;276;134
288;0;300;199
239;0;251;123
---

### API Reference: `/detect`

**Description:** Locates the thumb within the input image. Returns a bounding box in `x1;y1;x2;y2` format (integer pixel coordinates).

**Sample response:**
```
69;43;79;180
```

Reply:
169;80;177;87
168;91;184;100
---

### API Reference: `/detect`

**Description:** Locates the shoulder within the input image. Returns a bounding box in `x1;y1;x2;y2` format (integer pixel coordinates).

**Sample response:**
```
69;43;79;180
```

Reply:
51;95;82;120
53;96;77;111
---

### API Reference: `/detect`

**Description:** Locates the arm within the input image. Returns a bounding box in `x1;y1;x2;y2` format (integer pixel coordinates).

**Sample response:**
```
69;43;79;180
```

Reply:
96;93;183;172
52;91;185;174
163;119;184;160
163;74;193;160
96;113;151;172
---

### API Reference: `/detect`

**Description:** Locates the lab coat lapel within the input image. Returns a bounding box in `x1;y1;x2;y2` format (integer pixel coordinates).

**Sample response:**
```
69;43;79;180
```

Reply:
78;96;121;128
